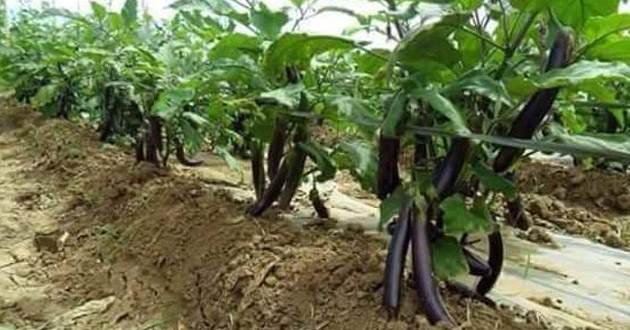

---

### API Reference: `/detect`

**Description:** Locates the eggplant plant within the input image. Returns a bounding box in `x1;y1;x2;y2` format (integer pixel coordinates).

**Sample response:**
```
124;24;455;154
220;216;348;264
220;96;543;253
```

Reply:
2;0;630;327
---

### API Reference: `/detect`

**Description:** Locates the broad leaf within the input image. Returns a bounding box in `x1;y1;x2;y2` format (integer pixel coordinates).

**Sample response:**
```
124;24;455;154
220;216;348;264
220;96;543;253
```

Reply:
472;163;516;198
259;83;305;108
440;194;494;235
587;39;630;63
152;88;195;120
337;140;378;192
431;235;469;280
409;88;470;134
250;3;289;39
381;92;407;137
300;141;337;182
379;188;407;232
391;14;466;70
210;34;261;60
263;34;356;80
583;13;630;42
443;69;513;106
536;61;630;88
121;0;138;27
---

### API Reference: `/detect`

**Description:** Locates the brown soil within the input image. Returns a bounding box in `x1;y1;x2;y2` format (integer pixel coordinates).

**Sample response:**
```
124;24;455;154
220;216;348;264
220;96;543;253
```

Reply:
516;162;630;249
0;100;550;329
518;161;630;215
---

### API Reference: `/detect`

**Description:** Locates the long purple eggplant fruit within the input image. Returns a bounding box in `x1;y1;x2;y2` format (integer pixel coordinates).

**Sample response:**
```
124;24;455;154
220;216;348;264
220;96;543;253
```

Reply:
410;203;454;325
247;157;290;216
433;138;471;199
383;199;412;316
251;140;266;200
377;134;401;200
494;30;573;173
268;119;288;179
475;230;504;295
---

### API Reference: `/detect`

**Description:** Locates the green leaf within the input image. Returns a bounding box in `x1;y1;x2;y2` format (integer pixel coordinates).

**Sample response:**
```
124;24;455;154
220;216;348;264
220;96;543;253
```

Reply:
431;236;469;280
90;1;107;21
511;0;620;29
32;84;58;109
182;112;209;127
216;146;242;174
550;0;619;29
328;96;380;137
443;69;513;106
583;13;630;42
472;163;516;198
379;188;407;232
263;34;356;80
121;0;138;26
408;88;470;134
210;34;261;60
381;92;407;137
290;0;307;6
548;125;630;159
536;61;630;88
250;3;289;38
505;77;538;100
259;83;305;108
391;14;466;71
337;140;378;192
440;194;494;235
152;88;195;121
300;141;337;182
587;39;630;63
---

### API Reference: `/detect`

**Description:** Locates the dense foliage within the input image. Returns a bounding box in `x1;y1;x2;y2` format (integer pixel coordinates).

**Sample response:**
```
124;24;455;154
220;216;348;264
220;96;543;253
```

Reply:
1;0;630;325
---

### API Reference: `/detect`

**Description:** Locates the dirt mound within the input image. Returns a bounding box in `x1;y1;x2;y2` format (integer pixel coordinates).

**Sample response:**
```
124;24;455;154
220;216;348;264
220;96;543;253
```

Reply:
518;162;630;215
0;103;550;329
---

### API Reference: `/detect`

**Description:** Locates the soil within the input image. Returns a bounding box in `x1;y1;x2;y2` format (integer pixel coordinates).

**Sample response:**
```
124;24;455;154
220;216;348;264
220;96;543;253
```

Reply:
515;162;630;250
0;101;552;329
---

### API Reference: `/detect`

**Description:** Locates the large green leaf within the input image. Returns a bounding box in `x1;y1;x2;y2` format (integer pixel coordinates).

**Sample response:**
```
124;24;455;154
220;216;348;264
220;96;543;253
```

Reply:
121;0;138;27
250;3;289;38
391;14;466;70
583;13;630;43
587;39;630;63
549;125;630;160
443;69;513;106
381;92;407;137
90;1;107;21
440;194;494;235
259;83;305;108
152;88;195;120
262;34;356;80
510;0;620;29
379;188;407;232
300;141;337;182
408;88;470;134
472;163;516;198
209;34;261;60
431;235;469;280
337;140;378;192
536;61;630;88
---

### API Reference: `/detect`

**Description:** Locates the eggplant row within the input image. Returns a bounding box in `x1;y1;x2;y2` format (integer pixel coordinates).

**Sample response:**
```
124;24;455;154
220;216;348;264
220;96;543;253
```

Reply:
494;30;574;173
377;135;401;200
383;199;412;316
